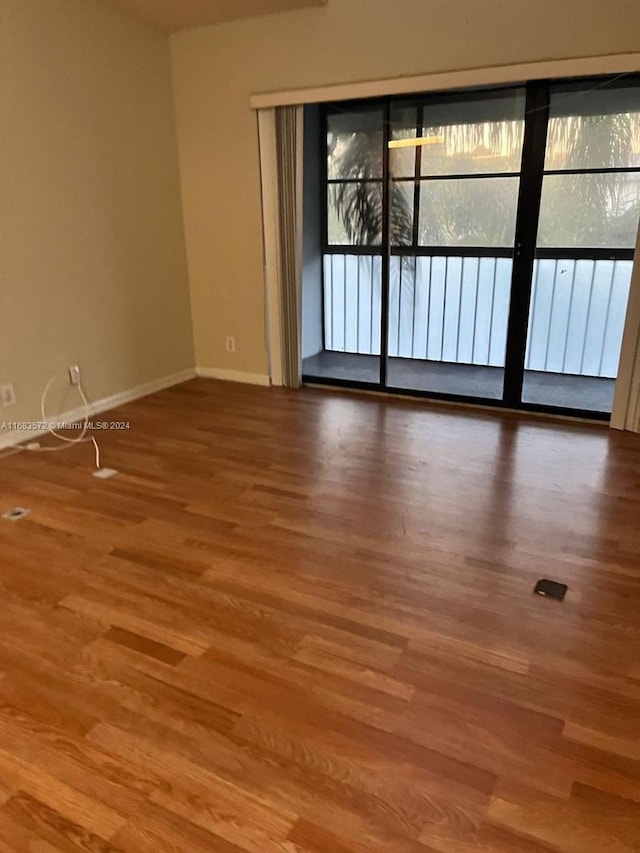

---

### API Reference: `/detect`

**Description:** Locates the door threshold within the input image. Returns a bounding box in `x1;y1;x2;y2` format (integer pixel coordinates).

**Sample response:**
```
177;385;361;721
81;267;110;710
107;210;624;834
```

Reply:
302;380;610;427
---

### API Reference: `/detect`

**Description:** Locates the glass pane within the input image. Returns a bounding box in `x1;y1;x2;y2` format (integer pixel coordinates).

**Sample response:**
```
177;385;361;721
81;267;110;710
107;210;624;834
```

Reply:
419;90;525;176
537;172;640;249
545;82;640;170
418;177;520;247
522;259;632;412
389;105;419;179
390;181;414;247
384;256;509;399
327;109;384;180
328;182;383;246
302;254;382;385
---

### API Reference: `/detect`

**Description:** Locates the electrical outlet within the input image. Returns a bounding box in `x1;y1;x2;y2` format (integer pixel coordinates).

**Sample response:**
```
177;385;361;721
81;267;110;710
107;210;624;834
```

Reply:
0;384;16;407
69;365;81;385
225;336;236;353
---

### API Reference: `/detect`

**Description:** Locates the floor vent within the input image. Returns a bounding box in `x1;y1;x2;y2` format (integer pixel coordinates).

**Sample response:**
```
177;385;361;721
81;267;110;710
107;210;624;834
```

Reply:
534;579;568;601
2;507;31;522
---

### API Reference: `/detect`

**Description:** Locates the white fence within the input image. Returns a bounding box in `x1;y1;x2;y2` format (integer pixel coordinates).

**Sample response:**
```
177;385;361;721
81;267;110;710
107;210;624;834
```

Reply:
323;254;632;378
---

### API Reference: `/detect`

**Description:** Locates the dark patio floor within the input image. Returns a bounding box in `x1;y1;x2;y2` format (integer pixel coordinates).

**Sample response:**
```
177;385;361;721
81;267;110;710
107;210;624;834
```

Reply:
302;351;615;414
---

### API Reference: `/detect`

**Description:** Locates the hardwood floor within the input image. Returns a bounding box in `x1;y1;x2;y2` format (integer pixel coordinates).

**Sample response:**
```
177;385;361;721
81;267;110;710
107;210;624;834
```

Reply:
0;378;639;852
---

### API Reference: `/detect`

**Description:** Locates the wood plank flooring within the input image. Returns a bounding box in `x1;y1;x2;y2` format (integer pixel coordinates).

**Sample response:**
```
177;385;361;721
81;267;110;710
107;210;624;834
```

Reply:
0;378;639;851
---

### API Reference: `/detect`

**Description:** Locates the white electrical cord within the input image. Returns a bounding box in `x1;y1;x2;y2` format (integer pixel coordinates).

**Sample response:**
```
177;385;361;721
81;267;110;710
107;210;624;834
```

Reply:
6;372;101;469
41;374;89;444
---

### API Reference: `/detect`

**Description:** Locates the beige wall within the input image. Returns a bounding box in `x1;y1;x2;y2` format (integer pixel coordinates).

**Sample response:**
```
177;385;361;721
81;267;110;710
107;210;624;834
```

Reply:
1;0;194;426
171;0;640;378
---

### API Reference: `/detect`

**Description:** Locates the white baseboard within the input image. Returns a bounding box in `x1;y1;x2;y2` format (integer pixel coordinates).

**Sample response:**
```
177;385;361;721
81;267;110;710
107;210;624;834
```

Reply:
196;367;271;386
0;368;197;450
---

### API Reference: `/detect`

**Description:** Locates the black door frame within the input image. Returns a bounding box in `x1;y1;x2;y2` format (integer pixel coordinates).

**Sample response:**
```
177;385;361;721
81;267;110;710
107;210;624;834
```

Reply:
306;75;639;421
503;82;550;408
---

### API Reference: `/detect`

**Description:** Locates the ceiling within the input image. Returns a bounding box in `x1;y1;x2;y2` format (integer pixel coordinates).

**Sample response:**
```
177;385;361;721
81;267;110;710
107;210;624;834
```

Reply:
101;0;328;32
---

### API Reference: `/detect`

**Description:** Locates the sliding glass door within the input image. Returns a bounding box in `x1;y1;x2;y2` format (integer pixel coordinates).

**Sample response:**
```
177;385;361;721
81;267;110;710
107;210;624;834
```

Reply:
304;106;384;385
522;80;640;413
301;75;640;419
385;89;525;400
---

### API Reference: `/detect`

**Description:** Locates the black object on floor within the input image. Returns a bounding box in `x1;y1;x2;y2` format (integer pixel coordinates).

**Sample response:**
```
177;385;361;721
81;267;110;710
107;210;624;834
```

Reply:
534;578;568;600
